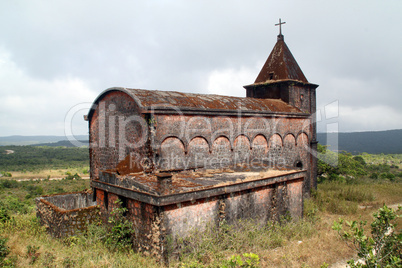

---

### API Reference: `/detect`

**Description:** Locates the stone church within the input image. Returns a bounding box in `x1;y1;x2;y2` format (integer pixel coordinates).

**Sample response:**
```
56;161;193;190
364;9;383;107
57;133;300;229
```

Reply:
86;24;319;257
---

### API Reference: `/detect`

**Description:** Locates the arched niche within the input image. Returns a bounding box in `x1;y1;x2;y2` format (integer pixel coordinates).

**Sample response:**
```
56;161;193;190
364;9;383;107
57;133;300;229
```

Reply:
268;134;283;162
211;136;231;167
283;134;296;167
296;132;309;148
251;134;268;158
188;137;210;167
160;137;185;170
283;134;296;150
233;135;251;163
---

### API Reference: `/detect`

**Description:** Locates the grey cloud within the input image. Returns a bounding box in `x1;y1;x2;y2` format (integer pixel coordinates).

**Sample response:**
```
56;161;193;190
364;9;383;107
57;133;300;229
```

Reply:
0;0;401;135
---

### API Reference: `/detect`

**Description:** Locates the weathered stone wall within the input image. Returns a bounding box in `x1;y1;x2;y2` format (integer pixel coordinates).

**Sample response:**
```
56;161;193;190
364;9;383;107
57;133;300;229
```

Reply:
94;177;303;258
89;91;150;179
162;178;303;241
89;90;314;196
36;192;99;238
154;115;311;168
95;189;161;257
154;114;312;194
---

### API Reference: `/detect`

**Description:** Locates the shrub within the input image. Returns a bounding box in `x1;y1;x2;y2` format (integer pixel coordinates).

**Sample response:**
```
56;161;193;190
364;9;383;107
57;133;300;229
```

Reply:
0;179;19;189
317;147;368;182
104;199;134;251
65;172;81;180
0;196;31;219
303;197;320;222
221;253;260;268
42;252;56;268
333;205;402;267
0;236;10;264
26;245;40;264
2;196;31;214
380;172;395;181
0;172;12;178
0;207;10;223
25;185;44;199
368;164;391;173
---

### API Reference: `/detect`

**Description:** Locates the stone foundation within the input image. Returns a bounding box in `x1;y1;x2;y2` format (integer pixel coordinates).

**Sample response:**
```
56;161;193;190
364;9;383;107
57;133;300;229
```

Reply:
93;169;304;259
36;191;99;238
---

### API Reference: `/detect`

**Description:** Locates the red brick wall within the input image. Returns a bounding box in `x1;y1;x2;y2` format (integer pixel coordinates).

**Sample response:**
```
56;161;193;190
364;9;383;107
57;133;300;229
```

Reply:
89;91;315;196
89;91;149;179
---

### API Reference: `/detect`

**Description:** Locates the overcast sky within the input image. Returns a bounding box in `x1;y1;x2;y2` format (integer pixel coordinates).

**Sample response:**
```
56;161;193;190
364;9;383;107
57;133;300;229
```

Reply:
1;0;401;137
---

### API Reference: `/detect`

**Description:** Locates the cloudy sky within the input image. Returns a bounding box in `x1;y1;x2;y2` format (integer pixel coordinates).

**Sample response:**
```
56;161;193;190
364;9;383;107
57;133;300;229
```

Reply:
0;0;401;137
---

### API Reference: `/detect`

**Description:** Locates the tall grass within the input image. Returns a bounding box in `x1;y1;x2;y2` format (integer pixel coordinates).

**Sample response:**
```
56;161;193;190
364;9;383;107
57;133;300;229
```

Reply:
169;217;316;267
0;171;400;267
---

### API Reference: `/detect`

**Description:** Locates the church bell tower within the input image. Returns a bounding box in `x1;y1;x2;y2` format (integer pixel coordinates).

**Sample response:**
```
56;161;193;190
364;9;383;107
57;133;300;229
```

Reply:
243;19;318;114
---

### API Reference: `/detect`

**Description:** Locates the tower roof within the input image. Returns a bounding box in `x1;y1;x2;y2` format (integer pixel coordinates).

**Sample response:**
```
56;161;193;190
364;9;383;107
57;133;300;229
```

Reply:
254;34;308;84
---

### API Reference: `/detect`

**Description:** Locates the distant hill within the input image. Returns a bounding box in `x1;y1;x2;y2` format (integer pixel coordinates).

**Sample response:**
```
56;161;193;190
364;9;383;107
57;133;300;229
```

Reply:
1;130;401;154
0;135;88;146
33;140;89;147
318;129;402;154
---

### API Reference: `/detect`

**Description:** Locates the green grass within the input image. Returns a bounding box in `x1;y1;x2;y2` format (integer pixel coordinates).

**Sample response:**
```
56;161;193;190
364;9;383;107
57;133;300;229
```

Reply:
0;176;398;267
0;147;401;267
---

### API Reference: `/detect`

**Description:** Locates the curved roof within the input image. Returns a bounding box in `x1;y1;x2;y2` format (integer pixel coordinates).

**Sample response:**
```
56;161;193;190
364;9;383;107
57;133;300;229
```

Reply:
87;87;304;119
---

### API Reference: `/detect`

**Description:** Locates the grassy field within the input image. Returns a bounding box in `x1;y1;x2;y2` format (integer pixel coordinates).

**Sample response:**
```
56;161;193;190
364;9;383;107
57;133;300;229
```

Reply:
8;169;89;180
0;146;401;267
0;178;400;267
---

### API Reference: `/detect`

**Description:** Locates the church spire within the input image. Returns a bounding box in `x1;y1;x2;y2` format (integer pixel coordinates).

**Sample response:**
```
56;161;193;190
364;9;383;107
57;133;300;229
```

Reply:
253;19;307;84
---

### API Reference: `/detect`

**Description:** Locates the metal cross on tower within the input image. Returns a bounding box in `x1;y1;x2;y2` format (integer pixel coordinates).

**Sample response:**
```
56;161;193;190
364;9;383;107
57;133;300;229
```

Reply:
275;18;286;35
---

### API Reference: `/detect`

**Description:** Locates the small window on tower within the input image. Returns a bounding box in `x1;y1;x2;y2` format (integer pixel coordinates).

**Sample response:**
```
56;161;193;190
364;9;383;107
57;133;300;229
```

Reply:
269;72;274;80
295;161;303;169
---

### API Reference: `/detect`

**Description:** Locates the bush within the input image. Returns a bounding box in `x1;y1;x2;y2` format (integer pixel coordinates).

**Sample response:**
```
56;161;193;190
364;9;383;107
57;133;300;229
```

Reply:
65;172;81;180
25;185;44;199
2;196;31;214
221;253;260;268
0;179;19;189
317;146;368;182
0;172;12;178
26;245;40;264
368;164;391;173
303;197;320;222
333;205;402;267
0;196;31;218
380;172;395;181
104;199;134;251
0;236;10;265
0;207;10;223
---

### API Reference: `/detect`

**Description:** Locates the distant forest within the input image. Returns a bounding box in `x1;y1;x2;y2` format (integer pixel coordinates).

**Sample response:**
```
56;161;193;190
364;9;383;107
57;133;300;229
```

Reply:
318;129;402;154
0;146;88;172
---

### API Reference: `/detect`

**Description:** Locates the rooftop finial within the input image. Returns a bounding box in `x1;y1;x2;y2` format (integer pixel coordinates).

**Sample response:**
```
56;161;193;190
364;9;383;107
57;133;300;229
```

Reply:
275;18;286;41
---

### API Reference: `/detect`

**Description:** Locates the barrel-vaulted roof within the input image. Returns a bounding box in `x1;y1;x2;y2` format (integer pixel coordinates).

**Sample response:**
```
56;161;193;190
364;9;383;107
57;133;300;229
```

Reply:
87;87;307;120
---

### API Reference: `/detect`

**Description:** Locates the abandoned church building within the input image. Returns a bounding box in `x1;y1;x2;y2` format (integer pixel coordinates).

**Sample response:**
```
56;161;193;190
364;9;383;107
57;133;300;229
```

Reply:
37;23;318;258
